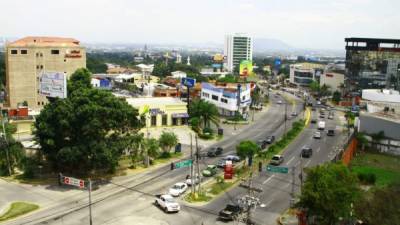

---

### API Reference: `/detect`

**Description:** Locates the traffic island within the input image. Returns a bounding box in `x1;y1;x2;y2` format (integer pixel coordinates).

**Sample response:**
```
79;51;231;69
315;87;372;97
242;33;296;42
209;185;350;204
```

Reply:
278;209;298;225
0;202;39;222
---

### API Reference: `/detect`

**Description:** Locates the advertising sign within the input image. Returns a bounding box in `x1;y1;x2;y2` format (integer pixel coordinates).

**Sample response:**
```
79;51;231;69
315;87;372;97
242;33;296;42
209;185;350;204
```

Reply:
39;72;67;98
181;77;196;88
224;160;233;179
63;176;85;188
239;60;253;76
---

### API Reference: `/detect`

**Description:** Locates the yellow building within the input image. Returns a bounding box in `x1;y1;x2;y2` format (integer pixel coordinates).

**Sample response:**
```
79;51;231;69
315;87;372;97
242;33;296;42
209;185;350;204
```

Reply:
126;97;188;127
5;36;86;109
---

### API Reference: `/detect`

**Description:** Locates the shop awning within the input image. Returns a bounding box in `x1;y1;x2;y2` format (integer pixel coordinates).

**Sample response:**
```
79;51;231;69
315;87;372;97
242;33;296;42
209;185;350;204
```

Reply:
172;113;189;118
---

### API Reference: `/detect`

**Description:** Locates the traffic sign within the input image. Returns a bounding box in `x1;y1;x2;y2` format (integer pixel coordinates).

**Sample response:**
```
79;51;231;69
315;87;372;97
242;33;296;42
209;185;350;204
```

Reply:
181;77;196;88
266;165;289;174
174;159;193;169
63;176;85;188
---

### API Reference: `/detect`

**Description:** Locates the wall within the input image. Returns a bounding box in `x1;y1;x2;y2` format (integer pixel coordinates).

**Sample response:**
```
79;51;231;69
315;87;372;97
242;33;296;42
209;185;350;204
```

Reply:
359;114;400;140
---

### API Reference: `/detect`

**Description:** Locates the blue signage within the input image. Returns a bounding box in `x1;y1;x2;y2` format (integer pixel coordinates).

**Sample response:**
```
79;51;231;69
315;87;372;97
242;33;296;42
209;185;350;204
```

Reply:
181;77;196;88
274;58;282;67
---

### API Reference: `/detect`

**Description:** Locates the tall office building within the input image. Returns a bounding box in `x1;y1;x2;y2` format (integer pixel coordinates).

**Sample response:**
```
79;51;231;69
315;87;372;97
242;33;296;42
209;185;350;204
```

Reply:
345;37;400;90
5;36;86;109
224;34;253;72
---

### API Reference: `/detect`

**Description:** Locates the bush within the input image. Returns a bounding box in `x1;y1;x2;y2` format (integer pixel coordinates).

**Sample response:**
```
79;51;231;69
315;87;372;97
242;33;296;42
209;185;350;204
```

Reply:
358;172;376;185
203;127;214;135
21;157;38;179
159;152;171;159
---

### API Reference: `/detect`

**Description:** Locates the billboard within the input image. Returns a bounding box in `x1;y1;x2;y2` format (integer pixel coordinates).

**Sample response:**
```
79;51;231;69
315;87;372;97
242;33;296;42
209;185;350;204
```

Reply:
39;72;67;98
181;77;196;88
239;60;253;76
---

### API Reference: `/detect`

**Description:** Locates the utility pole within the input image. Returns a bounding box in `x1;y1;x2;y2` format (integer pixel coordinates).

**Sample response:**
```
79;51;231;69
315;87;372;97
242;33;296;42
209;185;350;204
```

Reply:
290;166;296;207
284;102;288;136
1;117;12;176
88;179;93;225
190;133;194;194
195;135;201;195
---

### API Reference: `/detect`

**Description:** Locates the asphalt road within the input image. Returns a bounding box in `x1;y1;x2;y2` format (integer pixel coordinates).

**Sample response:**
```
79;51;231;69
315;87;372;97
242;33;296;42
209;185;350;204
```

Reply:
3;93;324;225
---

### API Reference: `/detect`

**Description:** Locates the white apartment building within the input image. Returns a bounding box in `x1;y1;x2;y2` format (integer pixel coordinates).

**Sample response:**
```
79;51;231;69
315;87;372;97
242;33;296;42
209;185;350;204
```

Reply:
201;82;251;117
289;63;325;86
224;34;253;72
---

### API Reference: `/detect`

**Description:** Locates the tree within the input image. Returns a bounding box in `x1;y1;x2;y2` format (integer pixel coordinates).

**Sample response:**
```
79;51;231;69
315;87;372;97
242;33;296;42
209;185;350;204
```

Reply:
34;68;142;174
332;91;341;104
309;81;320;93
158;131;178;156
145;138;160;159
297;163;360;225
0;123;25;176
236;140;260;165
355;182;400;225
189;99;220;129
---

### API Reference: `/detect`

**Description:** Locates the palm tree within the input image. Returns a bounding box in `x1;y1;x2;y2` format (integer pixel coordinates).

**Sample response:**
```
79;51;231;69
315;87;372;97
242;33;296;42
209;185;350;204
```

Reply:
189;99;220;129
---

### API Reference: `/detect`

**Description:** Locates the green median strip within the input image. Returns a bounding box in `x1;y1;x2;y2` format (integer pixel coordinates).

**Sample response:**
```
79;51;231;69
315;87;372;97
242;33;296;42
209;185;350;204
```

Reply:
0;202;39;222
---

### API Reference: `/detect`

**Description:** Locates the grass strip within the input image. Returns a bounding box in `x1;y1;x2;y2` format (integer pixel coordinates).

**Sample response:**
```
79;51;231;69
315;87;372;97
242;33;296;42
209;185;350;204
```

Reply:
0;202;39;222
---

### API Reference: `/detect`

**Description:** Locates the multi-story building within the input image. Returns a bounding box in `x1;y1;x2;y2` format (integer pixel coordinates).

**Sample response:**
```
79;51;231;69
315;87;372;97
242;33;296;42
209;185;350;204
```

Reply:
5;36;86;109
201;82;251;117
289;63;325;86
320;72;345;93
224;34;252;72
345;37;400;90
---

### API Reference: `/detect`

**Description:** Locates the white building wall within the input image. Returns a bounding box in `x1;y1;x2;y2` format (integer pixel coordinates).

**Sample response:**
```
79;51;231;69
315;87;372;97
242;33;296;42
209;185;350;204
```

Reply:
320;73;345;92
224;34;252;72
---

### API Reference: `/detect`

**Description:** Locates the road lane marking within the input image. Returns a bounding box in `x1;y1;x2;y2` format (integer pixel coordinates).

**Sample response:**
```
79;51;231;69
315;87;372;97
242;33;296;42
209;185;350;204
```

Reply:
286;156;295;165
263;175;275;184
305;160;311;167
316;147;321;153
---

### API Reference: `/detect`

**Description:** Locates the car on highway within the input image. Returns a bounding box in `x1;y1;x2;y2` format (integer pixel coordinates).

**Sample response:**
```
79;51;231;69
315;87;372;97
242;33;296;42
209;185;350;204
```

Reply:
185;174;201;186
319;114;325;118
277;100;283;104
202;165;218;177
265;135;275;144
313;131;321;139
207;147;223;157
291;111;298;116
328;114;334;120
169;182;188;197
301;147;313;158
270;155;284;165
311;119;317;124
327;129;335;136
224;155;241;162
218;204;242;221
217;159;227;168
154;194;180;212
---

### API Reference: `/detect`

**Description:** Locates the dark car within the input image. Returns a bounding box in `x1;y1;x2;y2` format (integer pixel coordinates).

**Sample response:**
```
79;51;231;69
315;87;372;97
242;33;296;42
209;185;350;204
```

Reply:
217;159;226;168
301;147;313;158
327;129;335;136
207;147;223;157
265;136;275;144
257;140;267;149
218;204;242;221
311;119;317;124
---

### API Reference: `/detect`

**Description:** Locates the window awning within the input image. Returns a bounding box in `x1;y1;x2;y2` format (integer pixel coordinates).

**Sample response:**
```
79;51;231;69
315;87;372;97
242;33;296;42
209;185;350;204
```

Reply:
172;113;189;118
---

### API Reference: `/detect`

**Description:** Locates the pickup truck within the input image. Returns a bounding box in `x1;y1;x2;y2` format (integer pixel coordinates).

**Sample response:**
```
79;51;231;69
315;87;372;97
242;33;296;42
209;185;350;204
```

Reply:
218;204;242;221
154;194;180;213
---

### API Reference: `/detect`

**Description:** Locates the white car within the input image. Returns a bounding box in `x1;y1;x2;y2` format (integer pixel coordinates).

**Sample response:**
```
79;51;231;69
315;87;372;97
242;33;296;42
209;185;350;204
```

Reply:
277;100;283;104
314;131;321;139
154;194;180;212
185;174;201;186
169;182;188;197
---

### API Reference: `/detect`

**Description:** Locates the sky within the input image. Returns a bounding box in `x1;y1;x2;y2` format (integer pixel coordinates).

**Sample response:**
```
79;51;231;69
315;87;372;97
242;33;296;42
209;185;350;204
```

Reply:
1;0;399;50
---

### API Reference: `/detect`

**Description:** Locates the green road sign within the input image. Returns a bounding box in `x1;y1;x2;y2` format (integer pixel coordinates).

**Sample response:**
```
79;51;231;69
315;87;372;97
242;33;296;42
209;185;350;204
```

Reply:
175;159;193;169
266;165;289;174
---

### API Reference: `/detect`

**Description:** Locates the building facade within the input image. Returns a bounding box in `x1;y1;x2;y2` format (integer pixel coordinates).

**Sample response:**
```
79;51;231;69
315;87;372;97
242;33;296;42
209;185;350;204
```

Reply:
201;82;251;117
289;63;325;86
320;72;345;93
126;97;188;128
224;34;253;72
5;36;86;109
345;38;400;90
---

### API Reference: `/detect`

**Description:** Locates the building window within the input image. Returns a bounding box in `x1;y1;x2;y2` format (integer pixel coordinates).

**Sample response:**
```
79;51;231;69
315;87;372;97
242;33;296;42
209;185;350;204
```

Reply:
40;65;43;69
151;115;157;126
221;98;228;103
36;65;40;69
212;95;219;101
162;115;167;126
21;50;28;54
51;49;60;55
40;53;43;57
37;102;40;106
36;53;39;57
11;49;18;54
202;92;210;98
242;96;245;100
172;118;178;126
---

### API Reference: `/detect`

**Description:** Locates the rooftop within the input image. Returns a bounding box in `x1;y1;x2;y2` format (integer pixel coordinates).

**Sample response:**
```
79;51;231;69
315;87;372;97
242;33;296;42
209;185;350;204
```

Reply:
362;89;400;103
8;36;81;47
126;97;185;106
291;63;325;70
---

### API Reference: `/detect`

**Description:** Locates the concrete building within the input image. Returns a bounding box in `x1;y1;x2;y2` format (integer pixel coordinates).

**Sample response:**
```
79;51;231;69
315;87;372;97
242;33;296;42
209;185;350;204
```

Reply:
345;37;400;90
289;63;325;86
361;89;400;113
153;84;178;97
171;71;187;79
224;34;253;72
125;97;188;127
201;82;251;117
5;36;86;109
320;72;345;92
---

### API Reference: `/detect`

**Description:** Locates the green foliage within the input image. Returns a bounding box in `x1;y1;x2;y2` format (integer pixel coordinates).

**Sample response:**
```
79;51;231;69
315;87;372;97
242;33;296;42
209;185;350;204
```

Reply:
217;74;237;83
0;202;39;222
158;131;178;153
34;68;142;174
309;80;320;93
355;182;400;225
145;138;160;159
236;140;260;159
0;123;25;176
332;91;341;104
357;172;376;185
86;56;107;73
189;99;220;129
297;163;360;225
0;52;5;87
210;181;234;195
